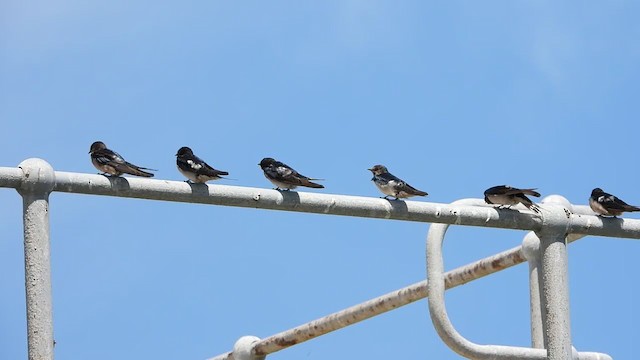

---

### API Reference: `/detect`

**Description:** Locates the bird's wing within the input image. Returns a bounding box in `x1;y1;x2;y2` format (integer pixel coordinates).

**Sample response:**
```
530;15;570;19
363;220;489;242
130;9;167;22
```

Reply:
514;188;540;197
503;187;540;197
600;194;634;210
93;149;124;166
112;161;152;176
378;172;405;187
402;183;428;196
274;164;301;182
200;157;229;176
484;185;508;196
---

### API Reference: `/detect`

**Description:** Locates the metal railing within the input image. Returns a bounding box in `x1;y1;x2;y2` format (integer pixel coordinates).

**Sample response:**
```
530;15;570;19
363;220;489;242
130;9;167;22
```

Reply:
2;158;637;360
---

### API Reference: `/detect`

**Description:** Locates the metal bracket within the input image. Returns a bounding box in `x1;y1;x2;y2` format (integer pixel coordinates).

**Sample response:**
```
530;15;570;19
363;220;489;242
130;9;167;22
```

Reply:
426;198;613;360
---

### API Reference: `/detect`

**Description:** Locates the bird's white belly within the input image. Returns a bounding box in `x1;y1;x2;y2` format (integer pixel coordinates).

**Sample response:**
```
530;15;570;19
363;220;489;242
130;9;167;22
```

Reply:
486;194;517;206
178;166;199;182
375;181;397;196
93;158;117;175
589;198;609;215
266;176;296;190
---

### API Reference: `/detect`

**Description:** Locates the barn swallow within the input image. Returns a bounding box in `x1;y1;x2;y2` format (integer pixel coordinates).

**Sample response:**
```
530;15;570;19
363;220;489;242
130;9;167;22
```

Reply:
589;188;640;217
484;185;540;212
176;147;228;183
259;157;324;190
368;165;428;200
89;141;155;177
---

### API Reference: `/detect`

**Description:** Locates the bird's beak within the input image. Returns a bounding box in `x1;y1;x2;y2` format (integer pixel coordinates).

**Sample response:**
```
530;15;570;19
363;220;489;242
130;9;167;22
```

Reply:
367;168;373;172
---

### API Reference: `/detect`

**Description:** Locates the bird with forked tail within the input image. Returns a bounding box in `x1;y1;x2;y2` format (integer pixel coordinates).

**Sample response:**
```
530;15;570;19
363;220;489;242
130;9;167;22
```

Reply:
259;157;324;191
484;185;540;213
368;164;428;200
176;146;228;183
589;188;640;217
89;141;155;177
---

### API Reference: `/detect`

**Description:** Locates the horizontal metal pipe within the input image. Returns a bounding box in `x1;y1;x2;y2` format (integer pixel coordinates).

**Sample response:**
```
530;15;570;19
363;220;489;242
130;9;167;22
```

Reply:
2;165;617;360
0;167;24;189
569;213;640;238
53;170;546;230
3;167;640;239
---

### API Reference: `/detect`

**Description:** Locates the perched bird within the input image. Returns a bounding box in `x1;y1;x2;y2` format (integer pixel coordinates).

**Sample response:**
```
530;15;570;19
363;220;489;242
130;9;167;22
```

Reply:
259;157;324;190
484;185;540;212
176;147;228;183
89;141;155;177
589;188;640;217
368;164;428;200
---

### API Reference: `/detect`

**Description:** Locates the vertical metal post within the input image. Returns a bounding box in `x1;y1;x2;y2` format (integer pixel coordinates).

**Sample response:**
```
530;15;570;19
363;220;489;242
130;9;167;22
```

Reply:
537;222;572;360
17;159;56;360
522;232;545;349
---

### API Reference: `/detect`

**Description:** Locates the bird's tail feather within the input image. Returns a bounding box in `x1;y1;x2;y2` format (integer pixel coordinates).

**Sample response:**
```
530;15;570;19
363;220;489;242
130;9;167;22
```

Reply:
521;189;541;197
127;169;154;177
302;180;324;188
119;163;155;177
405;184;428;197
625;205;640;212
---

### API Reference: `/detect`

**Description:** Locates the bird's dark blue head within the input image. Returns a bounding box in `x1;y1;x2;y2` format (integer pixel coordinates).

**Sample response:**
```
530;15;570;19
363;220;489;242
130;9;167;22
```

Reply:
176;147;193;157
89;141;107;154
591;188;604;197
259;157;276;169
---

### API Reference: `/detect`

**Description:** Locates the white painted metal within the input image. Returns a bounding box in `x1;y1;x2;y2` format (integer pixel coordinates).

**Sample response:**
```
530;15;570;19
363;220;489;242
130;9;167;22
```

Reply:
16;159;56;360
1;160;633;360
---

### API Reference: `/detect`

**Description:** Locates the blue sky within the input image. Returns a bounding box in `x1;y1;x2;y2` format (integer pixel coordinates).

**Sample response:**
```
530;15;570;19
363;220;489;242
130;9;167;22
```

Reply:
1;1;639;359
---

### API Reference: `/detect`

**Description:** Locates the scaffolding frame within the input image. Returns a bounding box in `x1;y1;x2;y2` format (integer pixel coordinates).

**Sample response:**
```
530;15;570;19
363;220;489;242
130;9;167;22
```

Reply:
2;158;637;360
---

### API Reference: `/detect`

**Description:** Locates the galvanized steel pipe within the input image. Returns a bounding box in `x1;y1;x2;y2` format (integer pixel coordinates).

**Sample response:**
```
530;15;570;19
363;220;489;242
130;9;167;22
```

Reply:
427;216;548;359
0;162;628;360
426;199;613;360
537;208;574;360
16;159;56;360
525;196;579;350
207;244;527;360
1;166;640;239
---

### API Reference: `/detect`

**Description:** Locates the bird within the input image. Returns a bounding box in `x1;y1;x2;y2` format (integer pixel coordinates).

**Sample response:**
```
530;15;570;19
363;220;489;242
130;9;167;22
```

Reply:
589;188;640;217
176;147;228;183
367;164;428;200
89;141;155;177
484;185;540;212
258;158;324;190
